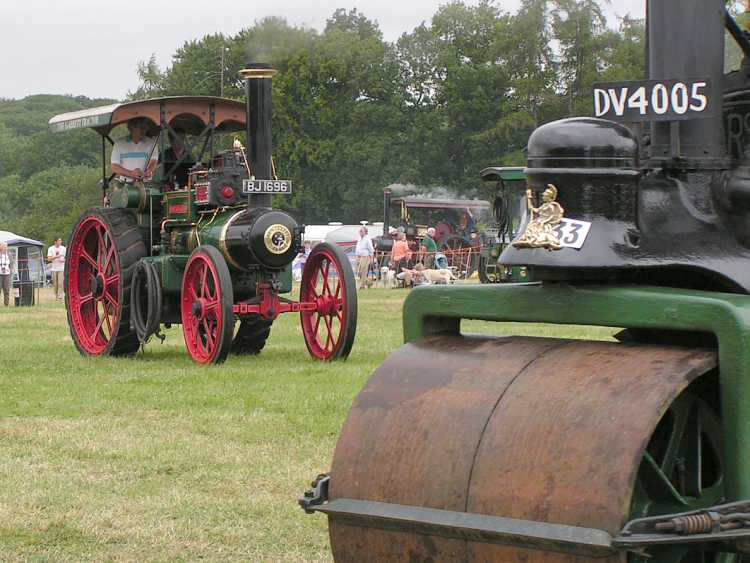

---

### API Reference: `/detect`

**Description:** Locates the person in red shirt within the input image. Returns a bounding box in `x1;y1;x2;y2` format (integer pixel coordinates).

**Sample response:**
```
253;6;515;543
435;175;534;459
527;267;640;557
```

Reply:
391;232;412;273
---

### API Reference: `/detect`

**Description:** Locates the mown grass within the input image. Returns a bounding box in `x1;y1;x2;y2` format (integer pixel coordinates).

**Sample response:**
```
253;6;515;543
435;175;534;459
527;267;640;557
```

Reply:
0;286;616;561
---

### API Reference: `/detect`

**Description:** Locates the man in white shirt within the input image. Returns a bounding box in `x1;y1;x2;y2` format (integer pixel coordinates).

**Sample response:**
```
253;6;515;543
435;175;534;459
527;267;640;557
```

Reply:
111;118;158;182
47;238;66;300
0;242;15;307
355;226;374;289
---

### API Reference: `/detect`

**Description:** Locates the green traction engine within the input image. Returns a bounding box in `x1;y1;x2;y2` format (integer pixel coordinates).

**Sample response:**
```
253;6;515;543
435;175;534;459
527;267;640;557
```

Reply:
300;1;750;561
477;166;530;283
51;64;357;364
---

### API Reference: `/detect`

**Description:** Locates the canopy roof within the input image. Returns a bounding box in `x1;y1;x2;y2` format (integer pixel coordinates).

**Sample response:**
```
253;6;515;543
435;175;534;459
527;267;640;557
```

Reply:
0;230;43;247
392;196;490;210
49;96;246;135
480;166;526;182
384;183;489;209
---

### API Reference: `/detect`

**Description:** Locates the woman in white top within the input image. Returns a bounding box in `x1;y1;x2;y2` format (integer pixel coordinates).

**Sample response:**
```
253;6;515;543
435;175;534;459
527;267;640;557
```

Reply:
47;238;66;300
0;242;16;307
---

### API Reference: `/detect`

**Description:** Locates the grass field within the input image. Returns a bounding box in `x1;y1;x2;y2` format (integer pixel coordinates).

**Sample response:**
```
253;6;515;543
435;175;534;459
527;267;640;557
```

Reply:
0;286;616;561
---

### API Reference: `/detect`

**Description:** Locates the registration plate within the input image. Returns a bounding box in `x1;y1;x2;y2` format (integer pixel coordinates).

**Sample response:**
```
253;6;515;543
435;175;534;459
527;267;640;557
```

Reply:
592;78;714;122
242;179;293;194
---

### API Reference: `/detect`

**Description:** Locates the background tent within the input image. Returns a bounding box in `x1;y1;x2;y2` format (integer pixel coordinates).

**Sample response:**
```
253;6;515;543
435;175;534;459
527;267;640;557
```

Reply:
325;224;384;252
0;231;45;305
325;224;385;277
293;224;384;281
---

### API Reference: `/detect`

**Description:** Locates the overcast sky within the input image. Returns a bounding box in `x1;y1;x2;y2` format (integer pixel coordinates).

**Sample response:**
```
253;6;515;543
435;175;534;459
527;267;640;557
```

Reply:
0;0;644;101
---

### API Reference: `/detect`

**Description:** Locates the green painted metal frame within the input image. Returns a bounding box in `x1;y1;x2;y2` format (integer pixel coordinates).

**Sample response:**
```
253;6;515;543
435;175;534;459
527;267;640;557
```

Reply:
402;282;750;500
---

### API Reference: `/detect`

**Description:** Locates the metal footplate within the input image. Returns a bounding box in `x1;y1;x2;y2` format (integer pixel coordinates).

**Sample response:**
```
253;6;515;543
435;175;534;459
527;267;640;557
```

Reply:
300;476;750;557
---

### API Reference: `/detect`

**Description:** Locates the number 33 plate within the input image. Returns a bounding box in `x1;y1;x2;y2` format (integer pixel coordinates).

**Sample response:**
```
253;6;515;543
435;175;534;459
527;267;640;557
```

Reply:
553;218;592;249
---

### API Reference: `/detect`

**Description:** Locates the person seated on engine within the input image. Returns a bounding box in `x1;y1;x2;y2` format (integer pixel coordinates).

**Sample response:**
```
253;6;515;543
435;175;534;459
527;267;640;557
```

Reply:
458;208;476;237
111;117;158;182
163;125;194;189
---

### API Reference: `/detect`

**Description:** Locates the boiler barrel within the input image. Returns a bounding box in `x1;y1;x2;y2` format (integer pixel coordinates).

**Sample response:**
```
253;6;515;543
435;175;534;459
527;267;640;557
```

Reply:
197;208;299;271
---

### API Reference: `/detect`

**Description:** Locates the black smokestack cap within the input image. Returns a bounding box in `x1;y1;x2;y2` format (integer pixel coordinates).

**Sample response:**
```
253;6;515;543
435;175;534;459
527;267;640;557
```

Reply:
239;63;277;207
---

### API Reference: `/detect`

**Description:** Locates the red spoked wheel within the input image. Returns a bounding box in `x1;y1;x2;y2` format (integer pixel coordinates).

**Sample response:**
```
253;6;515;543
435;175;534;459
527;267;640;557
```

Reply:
300;242;357;360
181;246;234;364
66;208;145;356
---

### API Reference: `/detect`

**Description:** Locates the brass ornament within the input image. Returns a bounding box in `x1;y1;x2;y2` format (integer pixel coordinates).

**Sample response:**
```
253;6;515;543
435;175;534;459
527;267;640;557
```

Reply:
134;180;147;212
219;211;248;271
513;184;565;250
264;224;292;255
186;228;199;252
238;68;278;80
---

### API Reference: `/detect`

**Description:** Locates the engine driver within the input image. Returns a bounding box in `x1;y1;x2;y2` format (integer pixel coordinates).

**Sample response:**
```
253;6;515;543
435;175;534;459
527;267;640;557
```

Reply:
163;125;194;189
111;117;158;182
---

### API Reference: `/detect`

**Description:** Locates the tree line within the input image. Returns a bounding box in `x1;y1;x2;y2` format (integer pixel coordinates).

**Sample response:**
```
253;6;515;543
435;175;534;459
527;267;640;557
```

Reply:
0;0;644;246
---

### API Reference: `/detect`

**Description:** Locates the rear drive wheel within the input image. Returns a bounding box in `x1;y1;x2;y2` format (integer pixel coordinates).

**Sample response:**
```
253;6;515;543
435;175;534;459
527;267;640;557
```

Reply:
181;246;234;364
232;314;272;355
300;242;357;360
65;208;145;356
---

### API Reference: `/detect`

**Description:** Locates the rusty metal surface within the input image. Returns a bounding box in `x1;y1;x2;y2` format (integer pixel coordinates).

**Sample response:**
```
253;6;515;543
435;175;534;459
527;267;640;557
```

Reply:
328;335;716;562
330;335;564;561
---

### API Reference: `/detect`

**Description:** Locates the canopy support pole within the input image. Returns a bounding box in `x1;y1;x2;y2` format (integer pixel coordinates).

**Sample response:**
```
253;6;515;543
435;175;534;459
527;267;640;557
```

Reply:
101;136;106;204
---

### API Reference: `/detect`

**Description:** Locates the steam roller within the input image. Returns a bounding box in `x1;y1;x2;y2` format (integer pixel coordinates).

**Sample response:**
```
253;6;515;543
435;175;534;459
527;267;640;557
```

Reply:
300;1;750;561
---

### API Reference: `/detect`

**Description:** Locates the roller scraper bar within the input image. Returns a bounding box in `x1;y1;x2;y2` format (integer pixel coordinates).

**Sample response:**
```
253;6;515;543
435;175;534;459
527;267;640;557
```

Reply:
300;476;750;556
299;476;616;558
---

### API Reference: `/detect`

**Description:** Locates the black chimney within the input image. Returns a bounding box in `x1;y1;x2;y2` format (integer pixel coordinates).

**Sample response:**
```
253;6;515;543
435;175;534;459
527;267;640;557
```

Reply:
647;0;724;165
379;188;393;252
240;62;276;207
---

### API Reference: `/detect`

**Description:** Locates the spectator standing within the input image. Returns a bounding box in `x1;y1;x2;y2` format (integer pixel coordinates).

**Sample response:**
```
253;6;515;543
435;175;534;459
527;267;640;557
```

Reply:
0;242;15;307
47;238;66;300
421;227;438;268
391;232;412;273
355;227;375;289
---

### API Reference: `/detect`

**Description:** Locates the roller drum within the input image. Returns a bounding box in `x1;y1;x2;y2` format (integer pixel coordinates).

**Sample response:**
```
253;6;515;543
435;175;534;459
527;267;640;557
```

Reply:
328;335;717;561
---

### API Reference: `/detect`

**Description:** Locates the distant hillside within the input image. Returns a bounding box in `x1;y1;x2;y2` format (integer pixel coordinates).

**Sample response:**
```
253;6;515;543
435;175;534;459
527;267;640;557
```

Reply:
0;94;113;245
0;94;117;137
0;94;116;181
